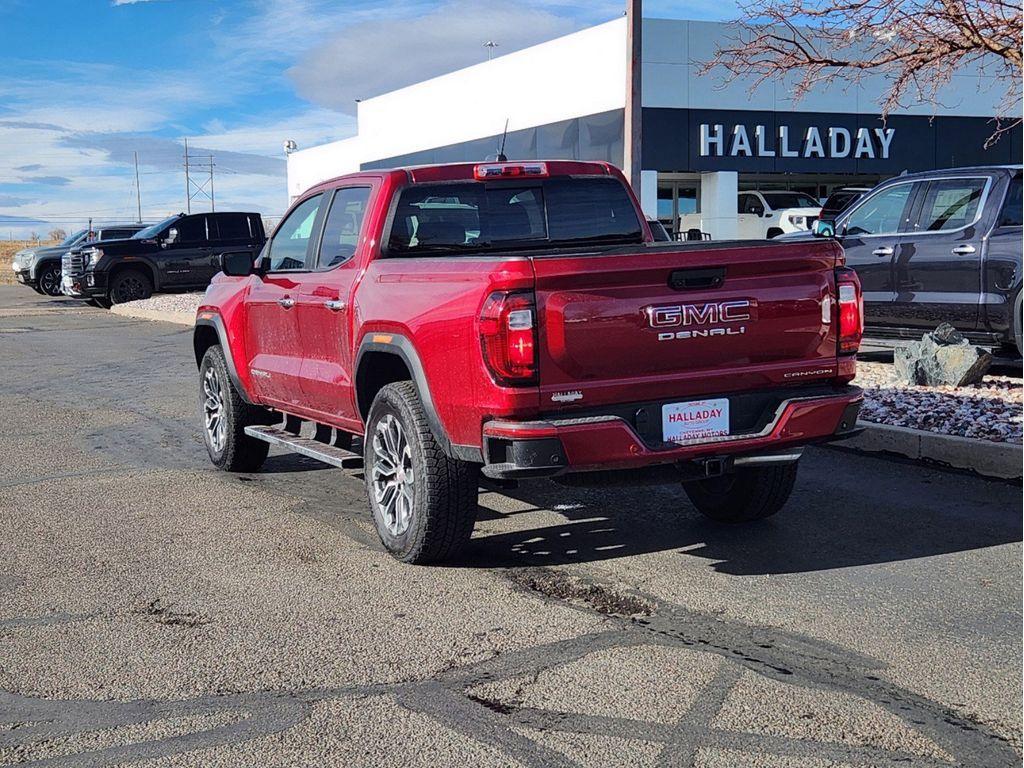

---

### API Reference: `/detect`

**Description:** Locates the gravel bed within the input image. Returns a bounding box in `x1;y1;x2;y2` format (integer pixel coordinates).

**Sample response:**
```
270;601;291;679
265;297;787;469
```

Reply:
125;292;205;315
118;292;1023;444
855;362;1022;444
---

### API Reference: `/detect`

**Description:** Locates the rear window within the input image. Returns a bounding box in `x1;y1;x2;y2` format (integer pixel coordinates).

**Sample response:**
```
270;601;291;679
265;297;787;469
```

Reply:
387;177;643;255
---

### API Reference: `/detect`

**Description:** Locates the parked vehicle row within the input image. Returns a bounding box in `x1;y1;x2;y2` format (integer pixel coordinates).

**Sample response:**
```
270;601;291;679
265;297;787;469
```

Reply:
61;211;266;306
194;159;866;564
679;190;824;239
11;224;146;296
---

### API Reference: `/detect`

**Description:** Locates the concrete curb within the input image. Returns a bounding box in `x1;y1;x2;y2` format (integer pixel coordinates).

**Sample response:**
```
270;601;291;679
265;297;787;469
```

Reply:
109;305;194;326
839;421;1022;481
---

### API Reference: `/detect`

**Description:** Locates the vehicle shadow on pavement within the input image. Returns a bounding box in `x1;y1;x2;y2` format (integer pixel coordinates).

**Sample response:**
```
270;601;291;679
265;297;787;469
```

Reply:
455;450;1023;575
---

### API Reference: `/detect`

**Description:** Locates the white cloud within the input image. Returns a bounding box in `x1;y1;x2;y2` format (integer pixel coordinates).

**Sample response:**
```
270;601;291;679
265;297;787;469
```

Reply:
287;0;583;113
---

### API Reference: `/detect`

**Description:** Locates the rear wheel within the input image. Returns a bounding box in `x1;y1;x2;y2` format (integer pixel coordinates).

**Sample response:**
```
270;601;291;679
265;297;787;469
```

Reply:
109;268;152;305
38;263;62;296
199;345;271;472
683;462;798;523
364;381;479;564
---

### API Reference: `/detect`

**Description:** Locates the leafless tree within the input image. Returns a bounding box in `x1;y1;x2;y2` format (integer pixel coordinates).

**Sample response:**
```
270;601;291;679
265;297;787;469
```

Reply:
48;228;67;242
703;0;1022;145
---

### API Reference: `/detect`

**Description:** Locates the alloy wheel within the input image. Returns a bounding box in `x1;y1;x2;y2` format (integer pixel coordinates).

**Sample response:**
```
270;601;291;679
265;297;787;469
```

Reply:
371;414;415;536
40;267;61;296
203;367;227;454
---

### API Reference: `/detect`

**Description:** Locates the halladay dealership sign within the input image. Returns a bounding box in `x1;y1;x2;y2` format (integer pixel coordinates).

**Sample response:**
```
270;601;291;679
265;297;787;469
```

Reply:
699;123;895;159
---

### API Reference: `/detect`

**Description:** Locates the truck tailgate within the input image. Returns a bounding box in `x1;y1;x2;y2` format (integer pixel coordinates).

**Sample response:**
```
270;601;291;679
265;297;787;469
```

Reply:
531;240;843;411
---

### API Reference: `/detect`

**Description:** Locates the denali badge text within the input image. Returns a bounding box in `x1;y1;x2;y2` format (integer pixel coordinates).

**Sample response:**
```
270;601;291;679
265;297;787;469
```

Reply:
645;300;751;342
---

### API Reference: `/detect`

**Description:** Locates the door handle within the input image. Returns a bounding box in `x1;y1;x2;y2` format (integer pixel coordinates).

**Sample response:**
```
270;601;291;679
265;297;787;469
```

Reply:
323;299;346;311
871;246;894;257
277;297;295;309
951;244;976;255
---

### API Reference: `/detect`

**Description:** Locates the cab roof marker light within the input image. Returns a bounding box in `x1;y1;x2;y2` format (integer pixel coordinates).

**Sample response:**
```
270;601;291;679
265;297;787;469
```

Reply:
473;162;548;180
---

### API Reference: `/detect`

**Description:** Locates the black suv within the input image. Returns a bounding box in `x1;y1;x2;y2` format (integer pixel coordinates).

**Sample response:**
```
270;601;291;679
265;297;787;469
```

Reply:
63;211;266;306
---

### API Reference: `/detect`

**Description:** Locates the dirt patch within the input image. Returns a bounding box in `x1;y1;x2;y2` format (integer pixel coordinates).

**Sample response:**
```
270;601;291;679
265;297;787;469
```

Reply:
507;567;654;618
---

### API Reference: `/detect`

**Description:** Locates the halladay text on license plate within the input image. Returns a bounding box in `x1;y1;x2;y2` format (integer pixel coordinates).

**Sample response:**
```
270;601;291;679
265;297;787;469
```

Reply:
662;398;730;442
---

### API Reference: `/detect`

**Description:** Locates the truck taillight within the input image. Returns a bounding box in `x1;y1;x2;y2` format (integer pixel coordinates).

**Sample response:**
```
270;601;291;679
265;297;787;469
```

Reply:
836;267;863;355
479;291;537;385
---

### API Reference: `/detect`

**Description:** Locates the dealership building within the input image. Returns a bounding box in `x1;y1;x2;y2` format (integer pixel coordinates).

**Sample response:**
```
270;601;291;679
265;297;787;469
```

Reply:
286;16;1021;239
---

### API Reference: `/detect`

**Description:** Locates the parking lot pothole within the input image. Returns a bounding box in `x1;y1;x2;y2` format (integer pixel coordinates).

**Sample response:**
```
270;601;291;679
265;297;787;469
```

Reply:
507;567;654;618
141;597;210;629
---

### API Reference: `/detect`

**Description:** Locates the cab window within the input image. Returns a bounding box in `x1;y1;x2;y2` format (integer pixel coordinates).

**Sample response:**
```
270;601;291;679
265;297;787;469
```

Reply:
317;187;371;268
997;175;1022;228
912;178;987;232
844;183;914;236
266;194;323;271
175;216;208;244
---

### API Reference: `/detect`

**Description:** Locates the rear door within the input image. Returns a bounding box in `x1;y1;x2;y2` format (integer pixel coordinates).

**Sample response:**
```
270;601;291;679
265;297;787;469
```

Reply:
890;175;991;331
532;239;842;412
294;184;375;426
836;180;917;327
243;193;325;408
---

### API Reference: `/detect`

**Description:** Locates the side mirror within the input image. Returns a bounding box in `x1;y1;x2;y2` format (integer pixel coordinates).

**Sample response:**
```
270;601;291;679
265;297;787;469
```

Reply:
164;227;178;246
812;219;836;238
220;251;254;277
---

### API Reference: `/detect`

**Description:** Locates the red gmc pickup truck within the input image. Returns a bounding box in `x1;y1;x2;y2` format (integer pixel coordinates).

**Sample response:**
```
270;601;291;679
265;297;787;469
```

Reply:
194;160;864;564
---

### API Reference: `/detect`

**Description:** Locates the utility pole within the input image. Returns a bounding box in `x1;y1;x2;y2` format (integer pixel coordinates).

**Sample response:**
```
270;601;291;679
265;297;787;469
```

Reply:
133;151;142;224
483;40;499;61
209;155;215;211
184;138;191;214
623;0;642;194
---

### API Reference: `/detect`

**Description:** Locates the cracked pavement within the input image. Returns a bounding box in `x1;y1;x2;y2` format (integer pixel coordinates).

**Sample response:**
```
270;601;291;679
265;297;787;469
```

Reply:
0;287;1021;767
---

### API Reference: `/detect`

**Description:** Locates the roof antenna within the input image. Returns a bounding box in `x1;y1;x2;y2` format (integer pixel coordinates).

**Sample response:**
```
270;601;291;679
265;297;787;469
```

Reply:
486;118;509;162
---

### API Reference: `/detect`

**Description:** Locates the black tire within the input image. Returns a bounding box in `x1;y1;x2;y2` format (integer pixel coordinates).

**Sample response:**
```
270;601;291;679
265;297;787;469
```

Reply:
364;381;478;564
766;227;784;239
38;263;63;296
683;462;798;523
108;268;153;305
199;345;271;472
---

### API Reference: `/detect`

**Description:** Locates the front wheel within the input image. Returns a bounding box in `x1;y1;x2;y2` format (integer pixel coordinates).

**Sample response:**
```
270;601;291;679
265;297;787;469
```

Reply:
364;381;479;564
38;263;63;296
199;345;271;472
109;269;152;305
683;462;798;523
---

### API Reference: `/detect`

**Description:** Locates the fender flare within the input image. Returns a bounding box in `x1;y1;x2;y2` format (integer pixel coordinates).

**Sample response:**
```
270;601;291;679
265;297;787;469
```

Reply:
111;256;162;291
194;314;253;403
355;334;482;463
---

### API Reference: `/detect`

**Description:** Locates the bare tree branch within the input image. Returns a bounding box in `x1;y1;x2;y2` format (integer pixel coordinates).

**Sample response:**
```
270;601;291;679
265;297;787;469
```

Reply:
700;0;1022;146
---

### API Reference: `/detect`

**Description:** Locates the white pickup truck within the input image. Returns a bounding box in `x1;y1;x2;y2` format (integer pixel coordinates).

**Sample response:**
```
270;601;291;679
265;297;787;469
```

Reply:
680;191;823;240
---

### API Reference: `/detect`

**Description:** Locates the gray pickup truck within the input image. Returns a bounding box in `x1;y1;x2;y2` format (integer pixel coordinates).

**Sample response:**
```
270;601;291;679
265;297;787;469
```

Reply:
805;165;1022;354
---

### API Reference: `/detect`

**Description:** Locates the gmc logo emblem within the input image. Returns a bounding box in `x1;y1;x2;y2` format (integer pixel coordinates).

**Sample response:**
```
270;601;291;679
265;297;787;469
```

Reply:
645;300;752;328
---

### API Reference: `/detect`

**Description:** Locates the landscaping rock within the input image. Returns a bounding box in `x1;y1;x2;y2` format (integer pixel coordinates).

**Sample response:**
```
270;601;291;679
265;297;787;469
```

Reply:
893;323;993;387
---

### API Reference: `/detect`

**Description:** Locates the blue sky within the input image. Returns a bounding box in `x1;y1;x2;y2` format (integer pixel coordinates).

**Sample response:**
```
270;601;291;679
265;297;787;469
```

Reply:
0;0;736;238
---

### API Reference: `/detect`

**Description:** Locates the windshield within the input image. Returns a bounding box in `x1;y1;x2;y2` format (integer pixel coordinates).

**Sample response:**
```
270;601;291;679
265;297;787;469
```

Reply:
821;191;864;215
760;192;821;209
62;229;88;246
387;177;643;255
133;215;179;239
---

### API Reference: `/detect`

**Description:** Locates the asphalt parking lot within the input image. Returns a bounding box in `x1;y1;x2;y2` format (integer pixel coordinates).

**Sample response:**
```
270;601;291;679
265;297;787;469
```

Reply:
1;285;1021;767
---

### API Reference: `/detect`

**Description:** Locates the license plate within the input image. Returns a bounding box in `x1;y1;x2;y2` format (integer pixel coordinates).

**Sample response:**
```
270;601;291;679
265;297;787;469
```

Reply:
662;398;730;442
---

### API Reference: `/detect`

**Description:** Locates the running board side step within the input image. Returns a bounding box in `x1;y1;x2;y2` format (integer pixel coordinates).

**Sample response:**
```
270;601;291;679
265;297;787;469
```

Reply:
244;426;364;469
